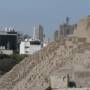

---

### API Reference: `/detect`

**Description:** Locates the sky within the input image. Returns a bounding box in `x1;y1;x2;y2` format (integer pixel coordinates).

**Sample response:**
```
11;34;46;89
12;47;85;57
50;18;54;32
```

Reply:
0;0;90;39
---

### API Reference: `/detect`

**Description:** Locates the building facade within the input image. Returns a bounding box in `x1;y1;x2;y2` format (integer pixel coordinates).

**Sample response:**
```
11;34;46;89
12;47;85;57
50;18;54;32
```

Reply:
0;29;17;53
33;24;44;42
54;30;59;41
20;39;42;54
59;17;77;37
59;23;77;37
54;17;77;41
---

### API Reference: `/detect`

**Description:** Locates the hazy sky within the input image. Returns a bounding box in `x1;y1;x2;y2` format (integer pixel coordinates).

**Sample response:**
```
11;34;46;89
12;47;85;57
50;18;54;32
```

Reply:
0;0;90;39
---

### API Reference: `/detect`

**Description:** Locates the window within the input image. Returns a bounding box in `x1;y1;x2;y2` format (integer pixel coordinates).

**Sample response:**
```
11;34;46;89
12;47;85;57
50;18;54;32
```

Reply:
30;41;41;45
25;51;29;53
25;46;29;48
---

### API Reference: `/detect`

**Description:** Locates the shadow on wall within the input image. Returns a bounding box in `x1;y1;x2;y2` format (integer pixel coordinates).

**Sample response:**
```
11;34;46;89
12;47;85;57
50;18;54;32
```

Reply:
45;81;76;90
45;87;52;90
68;81;77;88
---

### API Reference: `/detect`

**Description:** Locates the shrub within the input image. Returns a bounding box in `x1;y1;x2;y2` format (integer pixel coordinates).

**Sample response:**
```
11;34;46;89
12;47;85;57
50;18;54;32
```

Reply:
0;54;27;74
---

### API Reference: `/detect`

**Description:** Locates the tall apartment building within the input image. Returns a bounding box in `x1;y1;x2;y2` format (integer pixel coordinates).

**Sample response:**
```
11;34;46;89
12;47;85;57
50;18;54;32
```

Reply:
33;24;44;42
54;17;77;41
59;17;77;37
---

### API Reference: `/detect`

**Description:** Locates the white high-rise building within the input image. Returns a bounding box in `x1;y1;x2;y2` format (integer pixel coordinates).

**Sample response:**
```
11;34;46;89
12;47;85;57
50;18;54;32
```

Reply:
33;24;44;42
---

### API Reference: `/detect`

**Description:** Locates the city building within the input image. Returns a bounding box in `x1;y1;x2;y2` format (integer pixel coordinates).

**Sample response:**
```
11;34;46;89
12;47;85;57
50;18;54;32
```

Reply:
0;28;17;54
54;30;59;41
54;17;77;41
20;39;42;54
33;24;44;42
59;17;77;37
20;24;48;55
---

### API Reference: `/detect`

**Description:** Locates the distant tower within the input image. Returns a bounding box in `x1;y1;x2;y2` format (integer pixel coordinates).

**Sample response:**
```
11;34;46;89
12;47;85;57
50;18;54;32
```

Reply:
66;17;69;25
54;30;59;41
33;24;44;42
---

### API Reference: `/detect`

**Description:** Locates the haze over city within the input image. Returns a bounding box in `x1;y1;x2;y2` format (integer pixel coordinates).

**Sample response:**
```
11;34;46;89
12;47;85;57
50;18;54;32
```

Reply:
1;0;90;90
0;0;90;39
